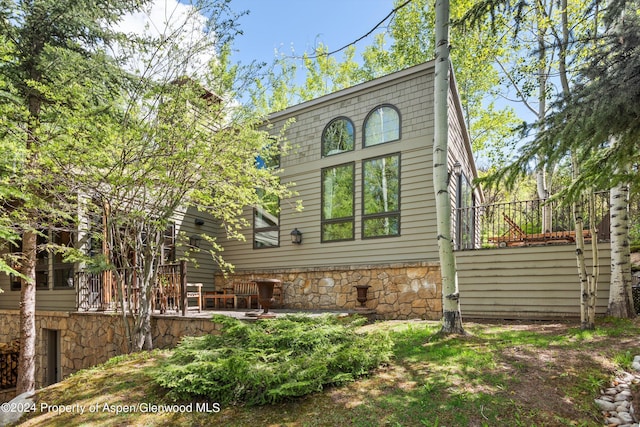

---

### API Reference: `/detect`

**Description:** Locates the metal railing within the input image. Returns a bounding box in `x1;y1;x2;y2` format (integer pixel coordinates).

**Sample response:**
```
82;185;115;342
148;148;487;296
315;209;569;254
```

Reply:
76;262;186;313
455;191;611;250
0;342;19;390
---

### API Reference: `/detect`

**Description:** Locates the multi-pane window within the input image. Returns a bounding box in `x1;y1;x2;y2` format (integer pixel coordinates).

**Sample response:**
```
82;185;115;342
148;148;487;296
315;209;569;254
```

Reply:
162;223;176;263
9;240;22;291
456;174;476;250
254;190;280;248
10;230;74;290
363;105;400;147
363;154;400;238
322;117;354;157
52;230;75;288
253;148;280;248
321;163;355;242
320;105;402;242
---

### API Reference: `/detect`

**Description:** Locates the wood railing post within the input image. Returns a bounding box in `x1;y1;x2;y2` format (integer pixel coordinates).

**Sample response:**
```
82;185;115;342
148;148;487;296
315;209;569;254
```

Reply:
180;260;187;316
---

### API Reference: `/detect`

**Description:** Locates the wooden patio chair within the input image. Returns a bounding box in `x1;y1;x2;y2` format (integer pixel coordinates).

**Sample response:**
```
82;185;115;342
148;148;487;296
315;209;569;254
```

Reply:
502;213;526;241
488;213;526;247
202;289;236;309
186;283;202;313
271;281;284;307
233;281;258;309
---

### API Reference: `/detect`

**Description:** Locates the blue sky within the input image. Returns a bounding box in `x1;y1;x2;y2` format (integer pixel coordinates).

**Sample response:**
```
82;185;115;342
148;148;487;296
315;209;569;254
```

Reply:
228;0;397;67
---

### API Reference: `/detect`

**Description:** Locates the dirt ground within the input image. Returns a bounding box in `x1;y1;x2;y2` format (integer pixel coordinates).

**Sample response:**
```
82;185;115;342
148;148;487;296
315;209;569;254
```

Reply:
362;318;640;424
471;319;640;422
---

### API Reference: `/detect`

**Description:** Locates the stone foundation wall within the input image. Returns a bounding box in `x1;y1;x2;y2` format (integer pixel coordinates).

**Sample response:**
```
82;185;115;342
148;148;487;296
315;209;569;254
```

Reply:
216;262;443;320
0;310;221;401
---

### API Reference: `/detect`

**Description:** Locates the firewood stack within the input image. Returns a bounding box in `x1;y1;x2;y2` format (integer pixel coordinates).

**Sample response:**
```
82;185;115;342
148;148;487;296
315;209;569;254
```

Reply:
0;340;20;389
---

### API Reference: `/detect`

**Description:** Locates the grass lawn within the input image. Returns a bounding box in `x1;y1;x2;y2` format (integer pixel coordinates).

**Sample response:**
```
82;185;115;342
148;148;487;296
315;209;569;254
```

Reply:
14;316;640;427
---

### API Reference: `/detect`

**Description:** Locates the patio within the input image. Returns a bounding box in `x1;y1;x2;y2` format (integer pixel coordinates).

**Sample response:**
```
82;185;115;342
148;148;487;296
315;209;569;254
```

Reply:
150;307;354;320
75;265;354;319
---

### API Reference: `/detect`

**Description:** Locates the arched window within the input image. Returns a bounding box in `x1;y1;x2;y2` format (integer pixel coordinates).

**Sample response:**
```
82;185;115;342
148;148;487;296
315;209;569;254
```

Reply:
322;117;354;157
363;105;400;147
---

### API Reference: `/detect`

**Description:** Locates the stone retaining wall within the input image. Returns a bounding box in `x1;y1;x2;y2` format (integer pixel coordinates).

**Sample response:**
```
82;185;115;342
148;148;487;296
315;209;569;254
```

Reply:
216;262;443;320
0;310;221;401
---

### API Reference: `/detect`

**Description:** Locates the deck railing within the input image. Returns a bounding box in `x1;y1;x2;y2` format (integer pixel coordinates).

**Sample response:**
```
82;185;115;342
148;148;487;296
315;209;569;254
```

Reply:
76;262;186;313
0;341;19;390
455;191;611;250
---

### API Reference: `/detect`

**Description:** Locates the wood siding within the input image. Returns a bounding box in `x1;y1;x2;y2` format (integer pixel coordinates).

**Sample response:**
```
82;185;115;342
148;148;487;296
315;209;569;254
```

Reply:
220;62;476;272
173;206;219;290
456;243;612;319
0;62;480;313
0;287;77;312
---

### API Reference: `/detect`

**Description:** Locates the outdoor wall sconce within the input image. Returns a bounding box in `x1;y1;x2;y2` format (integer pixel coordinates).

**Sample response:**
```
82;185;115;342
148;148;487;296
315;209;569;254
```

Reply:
448;160;462;183
290;228;303;244
453;160;462;177
189;235;201;248
194;218;205;226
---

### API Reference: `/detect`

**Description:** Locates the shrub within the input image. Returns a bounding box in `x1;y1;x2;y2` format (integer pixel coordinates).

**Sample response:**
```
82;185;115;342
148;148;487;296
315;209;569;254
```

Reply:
153;314;393;405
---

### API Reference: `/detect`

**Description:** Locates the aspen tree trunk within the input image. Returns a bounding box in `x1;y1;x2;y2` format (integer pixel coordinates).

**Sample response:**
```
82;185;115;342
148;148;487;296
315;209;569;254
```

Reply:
434;0;463;334
608;179;634;317
571;157;597;330
557;0;598;328
587;192;599;325
605;3;634;318
571;183;591;328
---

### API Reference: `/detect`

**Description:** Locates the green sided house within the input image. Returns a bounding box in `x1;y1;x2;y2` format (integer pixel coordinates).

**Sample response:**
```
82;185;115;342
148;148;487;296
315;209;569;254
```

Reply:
0;61;614;395
0;61;481;393
213;61;481;319
0;61;481;318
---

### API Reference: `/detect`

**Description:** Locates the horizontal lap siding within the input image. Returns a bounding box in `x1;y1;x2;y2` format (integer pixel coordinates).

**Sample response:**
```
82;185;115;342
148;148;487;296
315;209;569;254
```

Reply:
174;206;218;289
34;289;77;311
456;243;612;318
0;287;76;311
0;247;76;311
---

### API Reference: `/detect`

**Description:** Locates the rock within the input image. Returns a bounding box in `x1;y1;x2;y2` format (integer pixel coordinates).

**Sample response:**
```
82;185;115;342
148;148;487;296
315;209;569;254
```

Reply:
605;416;623;425
617;411;634;424
0;391;36;427
597;367;640;427
632;355;640;372
617;401;630;411
597;398;619;412
617;390;633;401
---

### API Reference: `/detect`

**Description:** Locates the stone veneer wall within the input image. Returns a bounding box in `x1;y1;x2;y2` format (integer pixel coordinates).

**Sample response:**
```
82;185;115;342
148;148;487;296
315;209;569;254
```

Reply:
216;262;443;320
0;310;221;401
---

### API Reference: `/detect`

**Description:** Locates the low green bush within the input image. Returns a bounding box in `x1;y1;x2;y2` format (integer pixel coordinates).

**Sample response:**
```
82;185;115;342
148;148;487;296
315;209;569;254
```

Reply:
153;314;393;405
